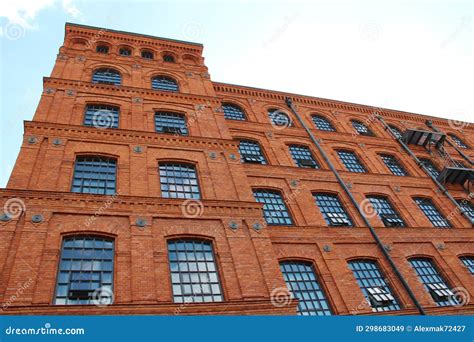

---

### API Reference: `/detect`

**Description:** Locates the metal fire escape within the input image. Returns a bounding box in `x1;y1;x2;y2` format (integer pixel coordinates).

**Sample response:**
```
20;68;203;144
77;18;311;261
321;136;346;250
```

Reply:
376;116;473;224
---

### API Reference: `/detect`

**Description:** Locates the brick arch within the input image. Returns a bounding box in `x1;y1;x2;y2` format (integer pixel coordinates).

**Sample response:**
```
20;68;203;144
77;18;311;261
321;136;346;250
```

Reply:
86;63;131;80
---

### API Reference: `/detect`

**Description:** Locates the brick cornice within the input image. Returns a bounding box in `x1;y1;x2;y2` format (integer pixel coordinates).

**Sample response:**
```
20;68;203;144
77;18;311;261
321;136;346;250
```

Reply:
0;189;263;218
43;77;220;104
213;82;473;132
24;121;239;150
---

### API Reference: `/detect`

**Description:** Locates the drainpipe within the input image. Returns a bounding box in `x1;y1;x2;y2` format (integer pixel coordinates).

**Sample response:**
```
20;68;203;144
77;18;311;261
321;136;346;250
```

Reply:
285;97;426;315
425;120;473;166
377;115;472;224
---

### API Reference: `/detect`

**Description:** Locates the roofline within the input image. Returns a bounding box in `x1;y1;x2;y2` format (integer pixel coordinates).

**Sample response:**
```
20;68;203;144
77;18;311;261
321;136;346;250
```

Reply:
65;22;203;48
213;81;473;125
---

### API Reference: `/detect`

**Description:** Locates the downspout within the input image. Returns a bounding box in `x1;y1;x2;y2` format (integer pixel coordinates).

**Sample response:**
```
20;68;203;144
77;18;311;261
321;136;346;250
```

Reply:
285;97;426;315
377;115;472;224
425;120;473;166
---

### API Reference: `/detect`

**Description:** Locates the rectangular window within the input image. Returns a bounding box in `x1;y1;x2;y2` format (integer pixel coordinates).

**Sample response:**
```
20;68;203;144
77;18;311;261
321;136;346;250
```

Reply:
253;189;293;225
280;261;332;316
55;236;114;305
414;198;450;228
367;196;405;227
409;258;456;306
348;260;400;312
155;112;188;135
289;145;319;168
71;156;117;195
337;151;367;173
313;193;353;226
168;240;223;303
84;104;119;129
159;163;200;199
380;154;408;176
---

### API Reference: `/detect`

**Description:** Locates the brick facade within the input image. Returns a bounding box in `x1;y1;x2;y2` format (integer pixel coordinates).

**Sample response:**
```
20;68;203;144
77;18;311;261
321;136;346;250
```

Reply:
0;23;472;316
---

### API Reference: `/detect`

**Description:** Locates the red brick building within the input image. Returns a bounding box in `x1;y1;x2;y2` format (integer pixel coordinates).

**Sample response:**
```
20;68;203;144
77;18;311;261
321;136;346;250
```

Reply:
0;23;473;316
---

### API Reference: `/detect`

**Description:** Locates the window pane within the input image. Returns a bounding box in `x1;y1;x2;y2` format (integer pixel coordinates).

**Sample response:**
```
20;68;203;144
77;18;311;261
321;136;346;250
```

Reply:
367;196;405;227
154;112;188;135
159;163;200;199
92;68;121;85
239;140;267;164
352;120;374;136
280;261;332;316
314;193;353;226
312;115;335;131
168;240;222;303
414;198;450;228
253;189;293;226
348;260;400;312
380;154;408;176
84;104;119;129
54;236;114;305
289;145;319;169
71;156;117;195
337;151;367;173
222;103;246;121
151;76;179;92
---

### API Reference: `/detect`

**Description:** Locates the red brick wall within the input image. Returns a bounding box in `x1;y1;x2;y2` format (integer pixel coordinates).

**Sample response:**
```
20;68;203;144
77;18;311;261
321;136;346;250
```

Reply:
0;23;472;315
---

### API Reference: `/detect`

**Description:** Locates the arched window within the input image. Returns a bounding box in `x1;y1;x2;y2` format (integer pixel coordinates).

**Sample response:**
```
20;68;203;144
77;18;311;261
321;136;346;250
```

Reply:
388;125;403;139
96;45;109;54
351;120;374;136
168;239;223;303
141;50;154;59
448;133;469;149
455;198;474;223
268;108;293;128
336;150;367;173
154;111;188;135
163;54;175;63
409;258;457;306
313;193;353;226
460;256;474;275
365;195;405;227
54;235;114;305
348;260;400;312
159;162;200;199
419;158;440;178
119;47;131;56
413;197;451;228
92;68;121;85
253;189;293;225
238;140;267;164
312;115;336;131
84;104;119;129
280;261;332;316
288;145;319;168
71;156;117;195
151;75;179;92
222;103;246;121
379;154;408;176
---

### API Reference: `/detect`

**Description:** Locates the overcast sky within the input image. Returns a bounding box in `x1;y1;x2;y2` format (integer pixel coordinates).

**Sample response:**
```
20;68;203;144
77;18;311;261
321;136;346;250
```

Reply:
0;0;472;187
